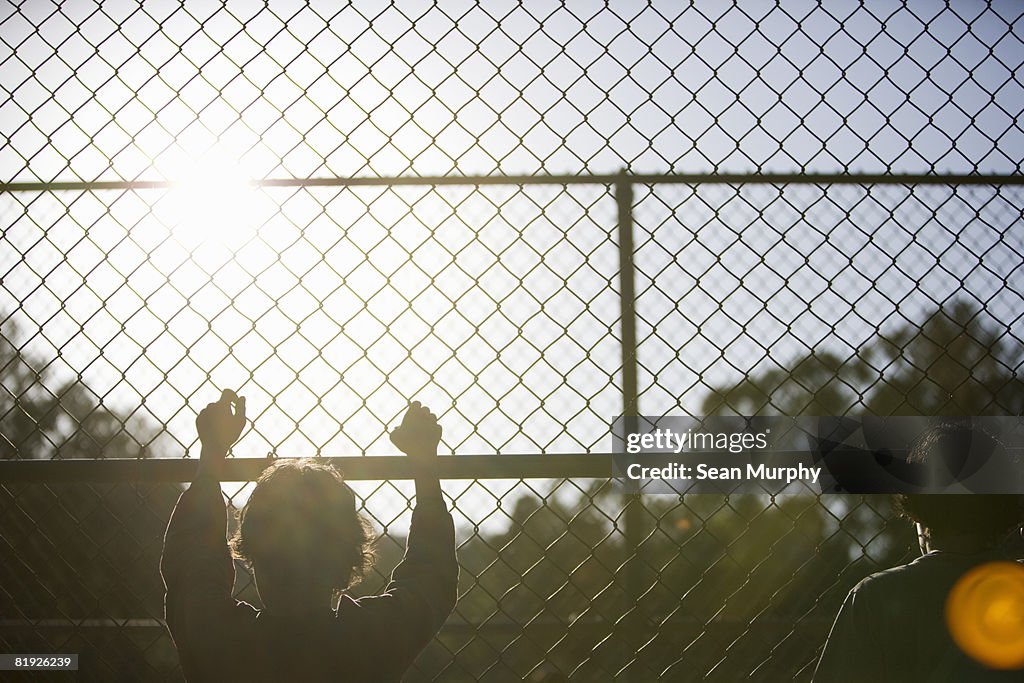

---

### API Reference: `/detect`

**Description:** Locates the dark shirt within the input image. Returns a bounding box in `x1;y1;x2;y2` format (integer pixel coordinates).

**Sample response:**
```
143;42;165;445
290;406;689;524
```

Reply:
814;542;1024;682
161;478;458;683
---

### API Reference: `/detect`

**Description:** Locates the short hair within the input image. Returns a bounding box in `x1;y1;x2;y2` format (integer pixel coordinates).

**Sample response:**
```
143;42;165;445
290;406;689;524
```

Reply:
896;423;1023;539
230;459;375;592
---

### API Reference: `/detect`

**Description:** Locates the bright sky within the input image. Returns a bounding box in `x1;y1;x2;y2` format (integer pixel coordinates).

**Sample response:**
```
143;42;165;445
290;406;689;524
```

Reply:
1;1;1022;462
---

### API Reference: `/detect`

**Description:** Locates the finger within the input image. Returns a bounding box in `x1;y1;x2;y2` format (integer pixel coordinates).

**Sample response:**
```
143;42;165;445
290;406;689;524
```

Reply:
410;400;421;409
219;389;236;405
234;395;246;421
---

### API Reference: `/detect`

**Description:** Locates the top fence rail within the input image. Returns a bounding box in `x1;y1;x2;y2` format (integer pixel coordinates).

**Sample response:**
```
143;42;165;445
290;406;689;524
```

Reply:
2;171;1023;192
3;173;1023;463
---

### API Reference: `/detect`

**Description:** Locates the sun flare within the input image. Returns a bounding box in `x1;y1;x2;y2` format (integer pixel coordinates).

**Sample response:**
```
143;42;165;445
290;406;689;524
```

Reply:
158;150;262;253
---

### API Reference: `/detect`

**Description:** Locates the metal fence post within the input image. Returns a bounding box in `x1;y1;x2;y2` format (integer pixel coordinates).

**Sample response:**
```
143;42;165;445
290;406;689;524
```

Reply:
615;174;638;422
614;172;645;678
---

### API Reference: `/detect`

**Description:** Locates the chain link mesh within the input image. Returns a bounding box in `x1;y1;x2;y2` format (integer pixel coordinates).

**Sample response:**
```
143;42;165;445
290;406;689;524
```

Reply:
2;2;1023;181
2;1;1023;681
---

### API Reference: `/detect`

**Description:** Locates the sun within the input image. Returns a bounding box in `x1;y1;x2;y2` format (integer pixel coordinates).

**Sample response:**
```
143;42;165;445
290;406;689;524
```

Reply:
156;148;263;255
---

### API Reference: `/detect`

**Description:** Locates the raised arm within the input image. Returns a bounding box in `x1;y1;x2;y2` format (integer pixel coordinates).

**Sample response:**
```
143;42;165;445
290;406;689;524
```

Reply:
339;402;458;678
161;390;249;677
194;389;246;483
389;400;444;504
387;403;456;600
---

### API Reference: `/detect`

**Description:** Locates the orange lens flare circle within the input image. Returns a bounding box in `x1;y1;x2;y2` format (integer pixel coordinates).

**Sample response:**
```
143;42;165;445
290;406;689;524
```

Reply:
945;561;1024;670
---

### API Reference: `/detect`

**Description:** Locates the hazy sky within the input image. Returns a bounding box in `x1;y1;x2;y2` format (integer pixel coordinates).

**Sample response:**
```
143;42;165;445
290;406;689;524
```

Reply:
2;0;1022;180
1;1;1022;460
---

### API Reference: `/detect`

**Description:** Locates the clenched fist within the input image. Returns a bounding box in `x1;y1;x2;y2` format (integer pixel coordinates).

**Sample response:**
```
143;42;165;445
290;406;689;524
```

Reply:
197;389;247;456
390;401;441;457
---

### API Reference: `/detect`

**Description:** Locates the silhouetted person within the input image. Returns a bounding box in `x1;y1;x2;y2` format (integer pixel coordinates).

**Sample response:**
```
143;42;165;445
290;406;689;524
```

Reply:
161;391;457;682
814;423;1024;682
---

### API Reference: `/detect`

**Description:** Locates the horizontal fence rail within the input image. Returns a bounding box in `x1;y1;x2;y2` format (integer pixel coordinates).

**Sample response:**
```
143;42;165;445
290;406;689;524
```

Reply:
2;171;1023;193
0;455;614;482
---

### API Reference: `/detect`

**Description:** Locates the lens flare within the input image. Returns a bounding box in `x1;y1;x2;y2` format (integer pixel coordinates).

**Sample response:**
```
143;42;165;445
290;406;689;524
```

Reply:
945;561;1024;670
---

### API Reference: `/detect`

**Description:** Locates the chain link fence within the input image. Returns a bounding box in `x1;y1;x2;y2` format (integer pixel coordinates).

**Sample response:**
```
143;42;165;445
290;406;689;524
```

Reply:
2;1;1023;681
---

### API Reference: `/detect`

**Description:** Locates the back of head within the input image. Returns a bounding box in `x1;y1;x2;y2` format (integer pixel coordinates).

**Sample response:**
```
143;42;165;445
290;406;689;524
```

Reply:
896;423;1024;541
231;459;375;598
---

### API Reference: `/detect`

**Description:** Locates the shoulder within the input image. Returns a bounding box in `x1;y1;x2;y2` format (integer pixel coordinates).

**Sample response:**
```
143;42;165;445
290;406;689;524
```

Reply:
845;552;1017;612
855;551;1024;590
202;598;259;628
849;561;920;598
234;599;260;618
839;557;947;621
334;593;391;621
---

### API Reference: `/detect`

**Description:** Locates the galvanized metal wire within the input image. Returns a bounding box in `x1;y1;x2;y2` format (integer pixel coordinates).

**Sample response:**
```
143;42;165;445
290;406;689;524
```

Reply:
2;2;1023;681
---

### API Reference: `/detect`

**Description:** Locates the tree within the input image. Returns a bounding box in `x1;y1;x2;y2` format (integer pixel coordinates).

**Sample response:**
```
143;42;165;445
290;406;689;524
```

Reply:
0;319;183;679
671;300;1023;680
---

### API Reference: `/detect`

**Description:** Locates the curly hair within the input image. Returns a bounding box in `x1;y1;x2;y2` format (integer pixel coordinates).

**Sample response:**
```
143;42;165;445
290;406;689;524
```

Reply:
895;423;1023;539
230;459;376;593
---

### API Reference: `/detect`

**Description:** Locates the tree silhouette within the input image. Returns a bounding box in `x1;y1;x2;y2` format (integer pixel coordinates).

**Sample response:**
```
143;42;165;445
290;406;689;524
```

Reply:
864;300;1024;416
673;300;1023;680
1;301;1019;681
0;319;183;679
